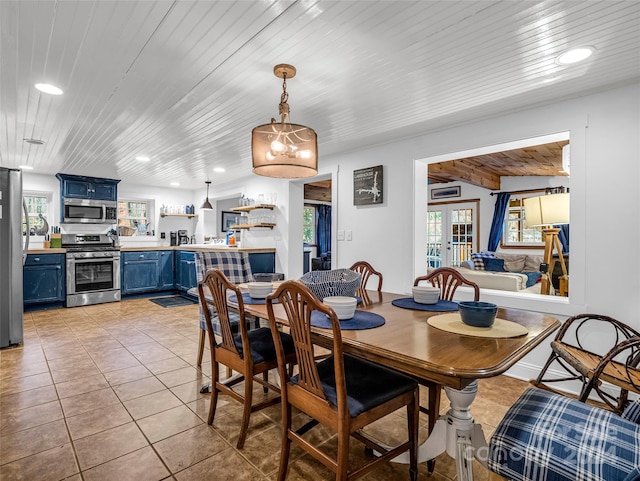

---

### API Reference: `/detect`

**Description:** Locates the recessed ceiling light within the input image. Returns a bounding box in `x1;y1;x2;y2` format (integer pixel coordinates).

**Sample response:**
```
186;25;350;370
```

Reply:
19;165;34;170
213;167;225;173
23;138;45;145
34;83;64;95
556;47;594;65
135;156;150;162
170;182;180;186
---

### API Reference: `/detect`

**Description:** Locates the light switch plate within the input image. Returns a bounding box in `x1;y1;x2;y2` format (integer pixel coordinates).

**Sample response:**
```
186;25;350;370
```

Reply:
346;230;352;241
337;230;345;241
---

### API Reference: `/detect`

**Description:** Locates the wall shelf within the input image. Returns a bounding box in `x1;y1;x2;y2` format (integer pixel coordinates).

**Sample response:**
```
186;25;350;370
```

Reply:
230;223;276;230
160;213;198;218
231;204;275;212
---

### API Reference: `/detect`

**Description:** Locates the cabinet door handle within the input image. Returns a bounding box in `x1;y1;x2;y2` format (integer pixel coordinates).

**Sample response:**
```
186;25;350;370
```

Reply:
33;257;40;262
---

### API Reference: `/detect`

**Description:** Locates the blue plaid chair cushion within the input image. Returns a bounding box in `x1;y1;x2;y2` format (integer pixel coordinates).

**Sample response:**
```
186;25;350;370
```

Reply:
489;387;640;481
623;399;640;425
194;251;257;335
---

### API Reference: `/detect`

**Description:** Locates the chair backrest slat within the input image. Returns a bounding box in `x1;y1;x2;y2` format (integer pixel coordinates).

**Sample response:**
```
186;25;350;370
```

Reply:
414;267;480;301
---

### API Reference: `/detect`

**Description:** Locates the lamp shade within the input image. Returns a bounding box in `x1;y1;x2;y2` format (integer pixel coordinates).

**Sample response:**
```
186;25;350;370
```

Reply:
251;121;318;178
523;193;570;227
201;181;213;210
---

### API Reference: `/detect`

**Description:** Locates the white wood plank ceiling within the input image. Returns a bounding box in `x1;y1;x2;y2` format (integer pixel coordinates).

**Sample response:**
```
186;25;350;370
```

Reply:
1;1;638;189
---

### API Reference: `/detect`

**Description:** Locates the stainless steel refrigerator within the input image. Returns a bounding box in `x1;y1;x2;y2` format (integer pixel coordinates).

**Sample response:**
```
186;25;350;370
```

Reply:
0;167;28;348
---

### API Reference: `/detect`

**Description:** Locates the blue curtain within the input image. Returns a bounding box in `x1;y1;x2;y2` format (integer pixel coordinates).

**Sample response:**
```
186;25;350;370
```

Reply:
487;193;511;252
556;224;569;253
316;204;332;255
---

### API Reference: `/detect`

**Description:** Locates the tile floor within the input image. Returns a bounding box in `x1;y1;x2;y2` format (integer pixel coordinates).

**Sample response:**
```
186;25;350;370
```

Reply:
0;299;531;480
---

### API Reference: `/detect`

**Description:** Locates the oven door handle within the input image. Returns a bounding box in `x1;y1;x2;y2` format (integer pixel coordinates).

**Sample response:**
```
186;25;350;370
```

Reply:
69;256;116;263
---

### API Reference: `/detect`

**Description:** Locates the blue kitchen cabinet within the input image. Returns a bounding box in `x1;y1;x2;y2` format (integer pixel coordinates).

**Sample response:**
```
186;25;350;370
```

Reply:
249;252;275;274
158;250;175;290
121;250;175;295
23;254;65;305
56;173;120;201
175;251;197;292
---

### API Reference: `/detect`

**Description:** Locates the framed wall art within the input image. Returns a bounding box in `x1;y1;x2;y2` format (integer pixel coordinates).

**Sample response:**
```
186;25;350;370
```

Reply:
430;186;461;200
353;165;383;205
221;211;239;232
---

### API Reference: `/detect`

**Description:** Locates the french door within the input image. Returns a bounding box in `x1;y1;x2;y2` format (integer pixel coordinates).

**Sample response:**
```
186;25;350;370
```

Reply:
426;201;478;268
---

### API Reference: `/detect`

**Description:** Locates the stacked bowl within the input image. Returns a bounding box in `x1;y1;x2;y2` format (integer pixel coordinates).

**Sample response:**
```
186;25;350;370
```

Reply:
323;296;357;320
247;282;273;299
411;285;440;304
458;301;498;327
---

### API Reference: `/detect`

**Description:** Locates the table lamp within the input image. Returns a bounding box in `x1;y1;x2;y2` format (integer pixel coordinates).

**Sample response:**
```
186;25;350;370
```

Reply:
523;193;570;295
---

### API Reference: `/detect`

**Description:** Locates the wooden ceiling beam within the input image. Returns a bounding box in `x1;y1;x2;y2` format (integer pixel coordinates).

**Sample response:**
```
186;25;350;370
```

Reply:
429;160;502;190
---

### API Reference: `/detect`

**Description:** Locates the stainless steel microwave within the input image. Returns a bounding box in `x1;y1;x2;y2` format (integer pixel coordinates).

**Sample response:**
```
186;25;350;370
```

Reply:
63;198;118;224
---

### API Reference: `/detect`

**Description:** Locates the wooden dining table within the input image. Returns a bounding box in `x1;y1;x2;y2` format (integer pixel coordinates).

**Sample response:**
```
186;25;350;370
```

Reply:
237;288;560;481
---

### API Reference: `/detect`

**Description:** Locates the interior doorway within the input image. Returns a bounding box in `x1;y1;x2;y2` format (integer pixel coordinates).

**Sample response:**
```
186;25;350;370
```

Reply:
303;179;332;273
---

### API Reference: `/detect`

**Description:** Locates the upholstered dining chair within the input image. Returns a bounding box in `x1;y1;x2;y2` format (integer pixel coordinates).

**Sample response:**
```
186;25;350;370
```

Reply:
194;250;257;367
349;261;383;305
266;280;419;481
532;313;640;413
413;267;480;302
197;269;296;449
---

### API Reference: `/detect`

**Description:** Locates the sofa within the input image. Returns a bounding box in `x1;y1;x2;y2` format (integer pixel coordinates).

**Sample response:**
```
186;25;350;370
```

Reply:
454;251;544;293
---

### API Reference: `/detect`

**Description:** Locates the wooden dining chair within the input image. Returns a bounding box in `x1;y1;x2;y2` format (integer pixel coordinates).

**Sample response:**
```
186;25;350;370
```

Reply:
349;261;383;306
198;269;296;448
266;280;419;481
413;267;480;302
532;313;640;413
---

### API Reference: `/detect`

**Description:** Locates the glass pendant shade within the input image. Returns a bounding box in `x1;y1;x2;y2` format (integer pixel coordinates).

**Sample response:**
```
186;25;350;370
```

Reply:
252;121;317;178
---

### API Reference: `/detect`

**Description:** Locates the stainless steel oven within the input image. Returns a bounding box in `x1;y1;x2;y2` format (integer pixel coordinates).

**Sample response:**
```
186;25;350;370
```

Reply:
63;234;120;307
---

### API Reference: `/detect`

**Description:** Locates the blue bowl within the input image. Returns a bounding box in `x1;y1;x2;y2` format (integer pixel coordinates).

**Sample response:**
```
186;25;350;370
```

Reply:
458;301;498;327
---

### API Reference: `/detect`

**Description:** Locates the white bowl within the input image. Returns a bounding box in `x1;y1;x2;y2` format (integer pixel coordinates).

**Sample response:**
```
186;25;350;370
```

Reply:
323;296;357;320
247;282;272;299
411;286;440;304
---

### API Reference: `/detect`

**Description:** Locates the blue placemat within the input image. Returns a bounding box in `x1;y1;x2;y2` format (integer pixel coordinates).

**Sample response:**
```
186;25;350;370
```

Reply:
229;293;278;305
310;310;385;330
391;298;459;312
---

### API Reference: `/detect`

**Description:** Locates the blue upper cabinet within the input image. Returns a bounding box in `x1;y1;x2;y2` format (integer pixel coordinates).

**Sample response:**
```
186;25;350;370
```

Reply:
56;173;120;201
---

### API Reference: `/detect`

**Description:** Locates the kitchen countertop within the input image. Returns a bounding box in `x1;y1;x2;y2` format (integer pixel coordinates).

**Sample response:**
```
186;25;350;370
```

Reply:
27;246;275;254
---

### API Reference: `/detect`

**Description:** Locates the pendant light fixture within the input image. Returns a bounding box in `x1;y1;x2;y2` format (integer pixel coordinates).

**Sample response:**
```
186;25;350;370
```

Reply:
201;181;213;210
251;64;318;178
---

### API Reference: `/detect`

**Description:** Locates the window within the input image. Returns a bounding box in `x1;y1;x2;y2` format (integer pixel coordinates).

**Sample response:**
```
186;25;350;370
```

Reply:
503;197;543;246
23;193;51;235
118;200;151;236
303;205;316;244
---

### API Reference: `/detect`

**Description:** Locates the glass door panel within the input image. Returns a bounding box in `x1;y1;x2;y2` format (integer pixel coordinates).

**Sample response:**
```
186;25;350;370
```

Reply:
427;201;477;268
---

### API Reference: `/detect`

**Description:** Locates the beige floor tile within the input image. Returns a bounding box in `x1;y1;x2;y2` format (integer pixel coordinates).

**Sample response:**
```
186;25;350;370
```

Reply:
113;376;166;401
156;366;204;388
144;356;191;375
0;372;53;397
0;384;58;413
0;400;63;435
169;380;209;404
66;402;132;440
82;446;170;481
0;419;69;465
51;364;102;383
174;448;266;481
59;387;121;417
73;421;148;470
90;347;143;372
55;373;110;399
153;424;228;473
123;389;183;420
103;364;153;386
136;404;203;443
1;360;50;380
0;443;78;481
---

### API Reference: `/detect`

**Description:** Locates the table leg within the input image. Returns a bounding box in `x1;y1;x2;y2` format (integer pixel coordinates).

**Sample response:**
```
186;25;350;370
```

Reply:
392;380;489;481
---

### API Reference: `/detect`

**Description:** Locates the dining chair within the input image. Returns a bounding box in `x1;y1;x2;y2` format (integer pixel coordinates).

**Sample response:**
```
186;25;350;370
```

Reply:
349;261;383;304
197;269;297;448
413;267;480;302
266;280;419;481
194;250;258;367
532;313;640;413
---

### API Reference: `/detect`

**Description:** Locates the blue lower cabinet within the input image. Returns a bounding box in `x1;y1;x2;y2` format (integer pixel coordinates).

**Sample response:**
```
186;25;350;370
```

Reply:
249;252;275;274
24;254;65;305
175;251;197;292
159;251;175;290
121;250;175;295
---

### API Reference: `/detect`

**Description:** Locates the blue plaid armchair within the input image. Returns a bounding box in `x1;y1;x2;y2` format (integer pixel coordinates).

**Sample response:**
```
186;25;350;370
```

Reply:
488;387;640;481
191;250;259;367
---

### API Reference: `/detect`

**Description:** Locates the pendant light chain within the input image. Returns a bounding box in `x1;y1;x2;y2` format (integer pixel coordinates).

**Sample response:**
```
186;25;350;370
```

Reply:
279;73;290;121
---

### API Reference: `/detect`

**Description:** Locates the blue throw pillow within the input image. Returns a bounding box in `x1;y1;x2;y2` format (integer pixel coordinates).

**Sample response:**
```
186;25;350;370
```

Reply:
523;272;541;288
484;258;506;272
